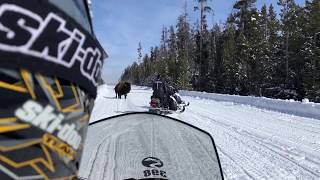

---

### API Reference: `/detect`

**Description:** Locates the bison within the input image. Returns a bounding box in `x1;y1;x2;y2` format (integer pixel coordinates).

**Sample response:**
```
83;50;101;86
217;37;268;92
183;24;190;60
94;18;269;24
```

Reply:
114;82;131;99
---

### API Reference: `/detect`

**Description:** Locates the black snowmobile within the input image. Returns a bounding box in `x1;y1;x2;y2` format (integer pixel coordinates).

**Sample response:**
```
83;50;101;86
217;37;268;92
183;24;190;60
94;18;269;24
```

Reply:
150;85;189;114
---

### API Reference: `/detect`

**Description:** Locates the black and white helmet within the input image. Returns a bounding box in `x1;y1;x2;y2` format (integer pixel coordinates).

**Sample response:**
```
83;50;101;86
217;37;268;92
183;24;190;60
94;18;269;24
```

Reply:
0;0;107;179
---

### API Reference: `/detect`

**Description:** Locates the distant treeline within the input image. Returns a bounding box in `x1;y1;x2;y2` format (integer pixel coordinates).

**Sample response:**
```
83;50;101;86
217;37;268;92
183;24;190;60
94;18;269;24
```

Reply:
120;0;320;102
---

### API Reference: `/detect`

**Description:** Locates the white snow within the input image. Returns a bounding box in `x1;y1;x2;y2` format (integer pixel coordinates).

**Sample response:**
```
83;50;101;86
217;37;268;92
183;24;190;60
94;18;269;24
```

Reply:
302;98;310;104
80;84;320;180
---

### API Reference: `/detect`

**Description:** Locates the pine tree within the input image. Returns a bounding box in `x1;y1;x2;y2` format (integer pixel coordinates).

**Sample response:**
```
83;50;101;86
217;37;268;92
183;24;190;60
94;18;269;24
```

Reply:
167;26;178;85
120;0;319;102
301;0;320;102
279;0;307;99
233;0;257;34
194;0;213;91
254;4;270;95
137;42;143;63
136;42;144;85
210;24;224;93
278;0;298;84
267;4;281;88
176;8;192;89
222;17;238;94
232;0;258;95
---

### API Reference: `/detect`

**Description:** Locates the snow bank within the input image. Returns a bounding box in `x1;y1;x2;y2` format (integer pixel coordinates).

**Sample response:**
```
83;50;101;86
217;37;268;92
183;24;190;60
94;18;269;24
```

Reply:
180;90;320;120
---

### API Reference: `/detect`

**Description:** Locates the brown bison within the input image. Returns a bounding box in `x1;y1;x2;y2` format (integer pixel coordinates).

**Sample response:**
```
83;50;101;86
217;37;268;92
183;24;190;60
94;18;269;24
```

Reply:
114;82;131;99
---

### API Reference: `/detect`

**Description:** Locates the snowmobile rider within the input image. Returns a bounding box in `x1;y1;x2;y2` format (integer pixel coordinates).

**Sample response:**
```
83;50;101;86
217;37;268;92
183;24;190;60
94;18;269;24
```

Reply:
152;74;169;108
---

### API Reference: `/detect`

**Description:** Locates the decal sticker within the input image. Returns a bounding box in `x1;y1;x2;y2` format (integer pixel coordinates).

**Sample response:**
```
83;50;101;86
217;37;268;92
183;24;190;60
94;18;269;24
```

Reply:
0;68;89;180
42;133;76;162
142;157;164;168
124;157;168;180
15;100;82;150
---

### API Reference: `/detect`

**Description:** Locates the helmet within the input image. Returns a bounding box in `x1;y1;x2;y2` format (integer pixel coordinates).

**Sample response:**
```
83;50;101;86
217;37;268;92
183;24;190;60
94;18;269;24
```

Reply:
0;0;107;179
156;73;161;80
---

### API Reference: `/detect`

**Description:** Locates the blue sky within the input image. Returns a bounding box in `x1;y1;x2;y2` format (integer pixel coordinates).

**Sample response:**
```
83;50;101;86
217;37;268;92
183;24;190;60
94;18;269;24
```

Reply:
91;0;305;84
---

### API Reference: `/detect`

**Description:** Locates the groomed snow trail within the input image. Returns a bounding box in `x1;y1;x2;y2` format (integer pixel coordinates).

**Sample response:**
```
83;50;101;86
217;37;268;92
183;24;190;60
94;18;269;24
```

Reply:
80;85;320;180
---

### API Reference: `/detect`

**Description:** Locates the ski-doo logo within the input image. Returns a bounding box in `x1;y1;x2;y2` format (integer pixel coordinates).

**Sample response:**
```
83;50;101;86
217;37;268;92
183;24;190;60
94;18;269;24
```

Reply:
0;4;103;86
15;100;82;150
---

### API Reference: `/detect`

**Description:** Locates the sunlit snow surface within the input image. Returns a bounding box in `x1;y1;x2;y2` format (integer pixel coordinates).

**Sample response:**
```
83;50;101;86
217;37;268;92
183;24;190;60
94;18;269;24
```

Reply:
80;85;320;180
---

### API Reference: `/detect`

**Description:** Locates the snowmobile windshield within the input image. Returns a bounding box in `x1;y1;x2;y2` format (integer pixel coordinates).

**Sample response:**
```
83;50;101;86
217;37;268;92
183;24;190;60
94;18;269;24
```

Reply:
79;112;224;180
49;0;92;33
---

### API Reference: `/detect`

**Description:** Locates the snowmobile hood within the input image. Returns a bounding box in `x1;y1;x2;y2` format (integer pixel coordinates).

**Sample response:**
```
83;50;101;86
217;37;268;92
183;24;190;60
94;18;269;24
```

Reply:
79;112;224;180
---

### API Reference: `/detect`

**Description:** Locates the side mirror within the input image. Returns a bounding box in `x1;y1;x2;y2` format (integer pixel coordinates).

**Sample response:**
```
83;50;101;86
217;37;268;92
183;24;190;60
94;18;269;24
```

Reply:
80;113;224;180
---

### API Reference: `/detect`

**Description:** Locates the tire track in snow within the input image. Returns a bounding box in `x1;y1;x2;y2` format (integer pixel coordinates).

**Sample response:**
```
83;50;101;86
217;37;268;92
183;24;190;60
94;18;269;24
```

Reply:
86;120;150;179
216;146;255;180
192;103;320;162
241;132;320;178
238;130;320;176
178;111;276;179
88;137;111;180
220;125;319;179
187;100;320;157
182;106;320;179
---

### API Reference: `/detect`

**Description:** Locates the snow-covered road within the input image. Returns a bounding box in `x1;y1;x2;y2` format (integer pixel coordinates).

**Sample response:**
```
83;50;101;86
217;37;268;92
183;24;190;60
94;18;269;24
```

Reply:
80;85;320;180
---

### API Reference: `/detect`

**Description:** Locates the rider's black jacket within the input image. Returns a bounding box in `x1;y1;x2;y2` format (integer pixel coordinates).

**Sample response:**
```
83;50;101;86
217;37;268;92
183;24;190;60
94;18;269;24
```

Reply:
152;78;167;98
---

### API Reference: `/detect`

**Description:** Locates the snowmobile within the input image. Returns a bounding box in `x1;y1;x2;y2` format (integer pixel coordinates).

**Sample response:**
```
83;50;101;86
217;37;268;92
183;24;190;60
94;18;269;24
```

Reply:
149;86;190;114
79;112;224;180
149;94;189;114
